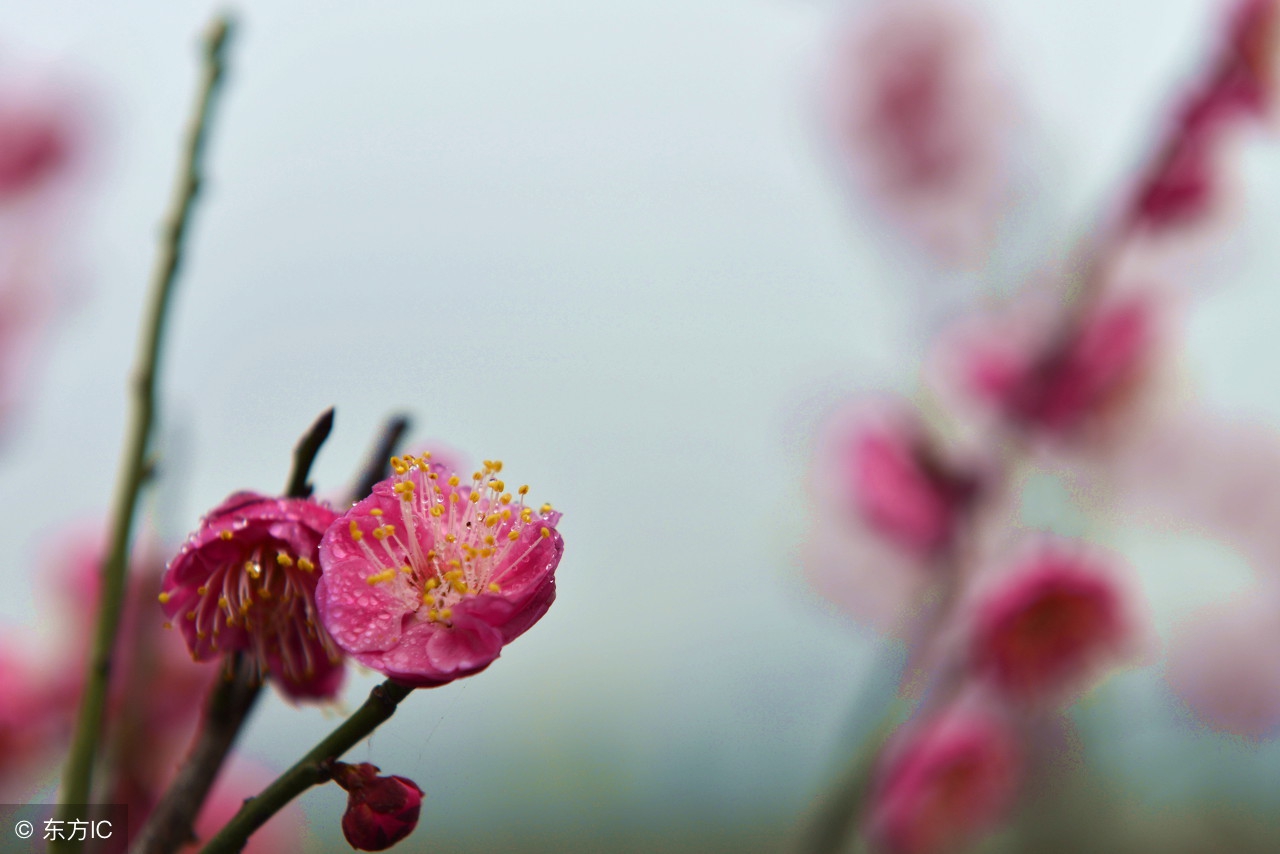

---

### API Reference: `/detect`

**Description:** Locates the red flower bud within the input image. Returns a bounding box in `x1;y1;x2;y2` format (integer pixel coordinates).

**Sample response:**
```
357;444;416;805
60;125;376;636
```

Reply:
332;762;424;851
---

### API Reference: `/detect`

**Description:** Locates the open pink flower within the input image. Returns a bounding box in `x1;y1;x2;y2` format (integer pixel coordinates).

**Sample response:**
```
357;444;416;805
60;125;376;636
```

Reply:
868;704;1019;854
317;455;562;688
332;762;424;852
159;492;344;701
971;546;1129;701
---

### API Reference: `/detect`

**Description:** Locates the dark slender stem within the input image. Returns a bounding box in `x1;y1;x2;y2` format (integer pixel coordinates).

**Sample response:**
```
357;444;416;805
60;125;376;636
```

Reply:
285;407;335;499
54;16;235;851
349;414;411;503
198;680;416;854
129;410;336;854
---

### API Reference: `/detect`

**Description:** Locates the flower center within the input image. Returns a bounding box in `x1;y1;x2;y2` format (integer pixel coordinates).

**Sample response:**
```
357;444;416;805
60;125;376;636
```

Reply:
353;455;554;624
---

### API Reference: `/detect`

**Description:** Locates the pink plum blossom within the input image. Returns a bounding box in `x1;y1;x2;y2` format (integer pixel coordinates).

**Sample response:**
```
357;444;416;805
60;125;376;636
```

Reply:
1129;0;1278;230
838;406;977;558
868;703;1020;854
944;292;1155;439
0;99;71;201
317;454;562;688
1166;585;1280;741
971;545;1129;701
824;0;1013;264
160;492;344;701
332;761;424;852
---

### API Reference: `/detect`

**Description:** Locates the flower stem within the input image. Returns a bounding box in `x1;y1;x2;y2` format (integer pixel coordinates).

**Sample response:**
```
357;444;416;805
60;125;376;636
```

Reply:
53;14;235;851
197;679;416;854
129;409;336;854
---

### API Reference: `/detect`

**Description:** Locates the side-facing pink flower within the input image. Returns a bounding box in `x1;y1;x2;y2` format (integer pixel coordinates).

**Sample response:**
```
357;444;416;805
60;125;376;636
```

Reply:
159;492;344;701
317;455;562;688
1129;0;1278;230
971;545;1129;701
868;703;1019;854
838;407;977;558
332;762;424;852
949;292;1155;439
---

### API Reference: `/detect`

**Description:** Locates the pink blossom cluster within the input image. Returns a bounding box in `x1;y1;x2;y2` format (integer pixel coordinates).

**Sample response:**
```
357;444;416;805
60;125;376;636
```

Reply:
810;0;1280;850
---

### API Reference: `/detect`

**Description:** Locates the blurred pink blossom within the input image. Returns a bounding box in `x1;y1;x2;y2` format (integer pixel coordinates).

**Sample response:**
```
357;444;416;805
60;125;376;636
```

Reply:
317;455;562;688
0;100;71;201
969;544;1130;702
868;701;1020;854
1166;584;1280;740
824;0;1014;264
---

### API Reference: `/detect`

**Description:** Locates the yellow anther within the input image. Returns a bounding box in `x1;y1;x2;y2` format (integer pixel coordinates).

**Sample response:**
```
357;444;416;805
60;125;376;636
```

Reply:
259;587;272;599
162;621;172;630
468;492;480;504
448;475;460;487
427;608;439;621
197;585;208;596
501;493;512;505
422;593;436;605
390;456;408;475
540;503;554;514
501;509;512;521
158;592;171;604
428;472;438;479
480;547;493;558
439;608;453;620
244;561;261;579
447;559;462;569
488;582;501;593
450;493;460;504
426;550;437;561
540;527;552;539
521;508;533;523
444;569;463;581
370;508;383;517
197;630;207;640
491;480;505;492
297;557;315;572
472;471;483;481
276;552;294;566
484;514;500;527
186;611;196;621
518;485;529;496
425;577;440;590
484;535;496;546
451;580;468;593
430;505;444;517
349;520;363;541
508;530;520;542
366;568;397;585
219;529;234;541
218;596;229;609
401;564;413;574
492;461;503;473
393;480;415;495
372;525;392;541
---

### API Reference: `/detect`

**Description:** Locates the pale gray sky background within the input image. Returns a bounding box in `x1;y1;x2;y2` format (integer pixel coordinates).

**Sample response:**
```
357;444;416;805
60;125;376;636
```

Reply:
2;0;1280;850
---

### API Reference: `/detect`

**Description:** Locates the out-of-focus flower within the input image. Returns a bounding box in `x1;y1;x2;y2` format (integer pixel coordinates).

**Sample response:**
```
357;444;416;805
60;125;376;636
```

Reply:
970;545;1129;701
0;100;71;201
868;703;1020;854
159;492;344;701
839;407;977;557
332;762;424;852
1166;585;1280;741
941;292;1156;440
1130;0;1279;230
0;638;65;795
803;400;976;636
824;0;1013;264
317;455;562;688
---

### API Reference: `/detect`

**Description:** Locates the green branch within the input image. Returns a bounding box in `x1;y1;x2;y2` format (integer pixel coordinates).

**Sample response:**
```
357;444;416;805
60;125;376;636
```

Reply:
53;14;235;853
198;680;416;854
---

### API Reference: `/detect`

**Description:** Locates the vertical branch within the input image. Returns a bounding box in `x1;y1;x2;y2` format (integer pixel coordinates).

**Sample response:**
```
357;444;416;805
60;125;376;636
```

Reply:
54;14;236;850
